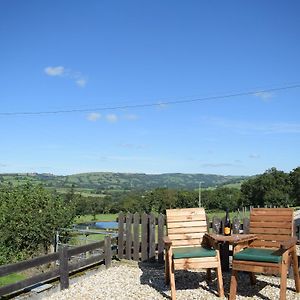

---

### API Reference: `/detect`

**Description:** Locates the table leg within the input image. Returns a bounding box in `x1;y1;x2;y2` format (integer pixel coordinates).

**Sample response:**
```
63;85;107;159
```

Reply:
220;241;230;272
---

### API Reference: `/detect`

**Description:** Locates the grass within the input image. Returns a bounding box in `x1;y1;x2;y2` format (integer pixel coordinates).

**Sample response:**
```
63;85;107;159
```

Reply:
0;273;26;287
74;213;118;224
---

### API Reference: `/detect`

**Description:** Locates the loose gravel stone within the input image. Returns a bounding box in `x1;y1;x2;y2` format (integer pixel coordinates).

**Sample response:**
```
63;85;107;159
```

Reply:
43;261;300;300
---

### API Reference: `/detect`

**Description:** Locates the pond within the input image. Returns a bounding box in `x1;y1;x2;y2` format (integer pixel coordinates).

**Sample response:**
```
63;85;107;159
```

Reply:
75;221;118;230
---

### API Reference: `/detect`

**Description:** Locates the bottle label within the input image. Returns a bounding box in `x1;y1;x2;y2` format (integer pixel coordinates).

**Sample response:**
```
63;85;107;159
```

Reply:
224;227;231;235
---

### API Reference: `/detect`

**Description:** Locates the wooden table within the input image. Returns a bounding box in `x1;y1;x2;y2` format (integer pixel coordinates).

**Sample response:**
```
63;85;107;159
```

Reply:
205;233;257;272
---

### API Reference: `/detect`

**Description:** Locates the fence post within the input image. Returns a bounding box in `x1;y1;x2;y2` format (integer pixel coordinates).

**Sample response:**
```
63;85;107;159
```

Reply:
59;245;69;290
149;213;156;261
133;212;140;261
125;213;133;260
243;217;250;234
141;212;149;261
157;214;165;263
118;212;124;259
105;235;112;269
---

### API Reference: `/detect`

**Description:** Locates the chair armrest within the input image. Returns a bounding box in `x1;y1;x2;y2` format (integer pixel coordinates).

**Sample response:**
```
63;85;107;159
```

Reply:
280;237;297;250
203;233;218;248
163;236;172;246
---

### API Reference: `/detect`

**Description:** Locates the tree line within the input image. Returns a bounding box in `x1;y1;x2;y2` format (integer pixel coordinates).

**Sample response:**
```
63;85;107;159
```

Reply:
78;167;300;215
0;166;299;264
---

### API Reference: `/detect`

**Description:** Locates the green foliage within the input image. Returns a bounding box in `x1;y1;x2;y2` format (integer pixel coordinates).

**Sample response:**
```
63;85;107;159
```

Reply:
0;273;26;287
241;167;293;207
0;184;75;264
290;167;300;205
117;187;241;214
0;172;247;192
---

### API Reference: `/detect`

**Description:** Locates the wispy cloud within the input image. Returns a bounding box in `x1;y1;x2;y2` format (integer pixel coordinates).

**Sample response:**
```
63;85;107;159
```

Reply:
254;91;274;101
87;113;139;123
44;66;87;87
201;117;300;134
44;66;65;76
123;114;138;121
106;114;118;123
87;112;101;121
200;163;238;168
119;143;147;149
0;163;7;167
76;78;87;87
156;102;168;110
249;153;260;159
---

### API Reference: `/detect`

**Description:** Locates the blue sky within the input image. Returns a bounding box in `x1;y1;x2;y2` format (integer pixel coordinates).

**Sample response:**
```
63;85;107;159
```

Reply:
0;1;300;176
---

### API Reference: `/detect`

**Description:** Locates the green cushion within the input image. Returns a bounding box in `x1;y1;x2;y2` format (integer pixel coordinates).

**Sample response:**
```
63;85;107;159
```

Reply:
173;246;216;259
234;248;282;264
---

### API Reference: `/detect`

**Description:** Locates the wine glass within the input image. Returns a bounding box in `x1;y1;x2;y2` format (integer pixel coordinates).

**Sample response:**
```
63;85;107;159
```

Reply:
232;216;240;234
213;217;221;235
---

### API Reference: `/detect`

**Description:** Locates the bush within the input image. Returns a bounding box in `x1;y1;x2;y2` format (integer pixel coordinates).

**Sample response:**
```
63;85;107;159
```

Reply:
0;184;75;263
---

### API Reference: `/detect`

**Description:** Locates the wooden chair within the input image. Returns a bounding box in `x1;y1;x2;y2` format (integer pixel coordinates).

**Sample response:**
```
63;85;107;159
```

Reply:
230;208;300;300
164;208;224;300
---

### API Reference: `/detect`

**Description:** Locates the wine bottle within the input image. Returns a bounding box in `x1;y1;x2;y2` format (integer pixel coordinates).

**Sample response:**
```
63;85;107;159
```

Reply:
224;209;231;236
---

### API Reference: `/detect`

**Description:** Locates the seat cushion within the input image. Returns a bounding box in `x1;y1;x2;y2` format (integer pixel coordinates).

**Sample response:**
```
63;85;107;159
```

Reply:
234;247;282;264
173;246;216;259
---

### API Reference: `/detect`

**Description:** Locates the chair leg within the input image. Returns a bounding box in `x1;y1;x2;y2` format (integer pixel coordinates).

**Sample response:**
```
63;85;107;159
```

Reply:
165;250;170;285
280;251;289;300
216;250;224;298
249;272;256;285
291;246;300;293
229;269;237;300
206;268;212;282
167;249;176;300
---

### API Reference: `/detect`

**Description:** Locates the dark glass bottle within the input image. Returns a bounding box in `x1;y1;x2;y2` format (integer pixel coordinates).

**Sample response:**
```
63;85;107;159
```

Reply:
224;209;231;236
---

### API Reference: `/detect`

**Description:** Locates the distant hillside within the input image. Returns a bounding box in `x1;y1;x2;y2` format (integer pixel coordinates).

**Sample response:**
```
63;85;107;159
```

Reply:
0;172;248;191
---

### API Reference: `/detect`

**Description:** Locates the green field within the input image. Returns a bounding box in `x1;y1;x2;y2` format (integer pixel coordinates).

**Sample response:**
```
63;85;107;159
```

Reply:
74;213;117;223
0;273;26;287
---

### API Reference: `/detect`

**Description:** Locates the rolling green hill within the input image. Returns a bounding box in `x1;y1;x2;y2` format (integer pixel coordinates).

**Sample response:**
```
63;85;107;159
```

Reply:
0;172;247;192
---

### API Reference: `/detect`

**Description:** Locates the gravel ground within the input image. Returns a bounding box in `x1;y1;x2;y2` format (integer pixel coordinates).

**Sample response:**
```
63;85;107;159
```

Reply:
39;260;300;300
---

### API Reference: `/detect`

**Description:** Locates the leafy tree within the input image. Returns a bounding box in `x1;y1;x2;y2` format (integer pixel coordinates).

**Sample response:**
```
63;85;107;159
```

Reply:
241;168;292;207
0;184;75;263
290;167;300;205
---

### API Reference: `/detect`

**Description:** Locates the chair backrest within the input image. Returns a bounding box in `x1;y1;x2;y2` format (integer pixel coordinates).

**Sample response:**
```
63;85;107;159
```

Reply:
166;208;207;247
249;208;294;249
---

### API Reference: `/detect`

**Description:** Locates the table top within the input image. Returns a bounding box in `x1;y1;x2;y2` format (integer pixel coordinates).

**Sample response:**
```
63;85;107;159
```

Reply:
205;233;257;244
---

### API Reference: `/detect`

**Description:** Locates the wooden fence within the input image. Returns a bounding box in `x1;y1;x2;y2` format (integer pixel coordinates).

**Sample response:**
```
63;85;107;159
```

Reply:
116;211;252;263
2;208;300;298
0;236;116;298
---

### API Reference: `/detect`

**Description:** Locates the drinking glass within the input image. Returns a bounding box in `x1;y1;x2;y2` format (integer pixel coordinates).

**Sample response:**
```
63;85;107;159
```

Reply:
232;216;240;234
213;217;221;235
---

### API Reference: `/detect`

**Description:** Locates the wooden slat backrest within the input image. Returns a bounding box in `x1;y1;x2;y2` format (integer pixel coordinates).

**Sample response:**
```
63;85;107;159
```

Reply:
166;208;207;247
249;208;293;249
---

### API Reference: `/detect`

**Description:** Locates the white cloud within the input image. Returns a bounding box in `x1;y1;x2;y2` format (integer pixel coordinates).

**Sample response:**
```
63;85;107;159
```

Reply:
44;66;87;87
156;102;168;110
106;114;118;123
119;143;146;149
87;112;101;121
249;154;260;159
123;114;138;121
254;91;274;101
44;66;65;76
76;78;87;87
200;163;238;168
201;117;300;134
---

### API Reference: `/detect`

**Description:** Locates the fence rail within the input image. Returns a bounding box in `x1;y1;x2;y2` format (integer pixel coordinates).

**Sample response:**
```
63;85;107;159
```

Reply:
117;210;300;262
0;236;116;298
1;207;300;298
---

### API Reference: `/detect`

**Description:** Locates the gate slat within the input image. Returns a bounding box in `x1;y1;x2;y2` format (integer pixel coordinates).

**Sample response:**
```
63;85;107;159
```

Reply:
141;212;149;261
125;213;132;260
117;212;124;259
133;212;140;261
158;214;165;263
